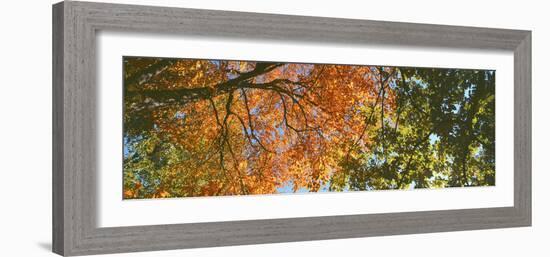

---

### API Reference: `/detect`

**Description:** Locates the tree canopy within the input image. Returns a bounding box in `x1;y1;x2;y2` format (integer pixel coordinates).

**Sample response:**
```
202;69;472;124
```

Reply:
122;57;495;199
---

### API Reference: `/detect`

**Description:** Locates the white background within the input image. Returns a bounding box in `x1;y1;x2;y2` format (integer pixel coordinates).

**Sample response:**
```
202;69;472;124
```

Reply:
0;0;548;256
98;32;514;227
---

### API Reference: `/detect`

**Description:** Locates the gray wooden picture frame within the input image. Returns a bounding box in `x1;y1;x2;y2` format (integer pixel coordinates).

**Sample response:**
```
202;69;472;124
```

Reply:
52;1;531;256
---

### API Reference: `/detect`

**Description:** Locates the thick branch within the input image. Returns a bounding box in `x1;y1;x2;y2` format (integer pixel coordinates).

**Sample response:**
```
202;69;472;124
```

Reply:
125;62;285;111
125;59;176;92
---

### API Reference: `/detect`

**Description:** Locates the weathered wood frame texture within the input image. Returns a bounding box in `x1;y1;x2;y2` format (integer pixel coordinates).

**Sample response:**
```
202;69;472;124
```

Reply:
52;1;532;256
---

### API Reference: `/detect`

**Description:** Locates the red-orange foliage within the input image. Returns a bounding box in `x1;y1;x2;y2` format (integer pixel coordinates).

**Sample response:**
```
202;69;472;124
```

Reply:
123;58;398;198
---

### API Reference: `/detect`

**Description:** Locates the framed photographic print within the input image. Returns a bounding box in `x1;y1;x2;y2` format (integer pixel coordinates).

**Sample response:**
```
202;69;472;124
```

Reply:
52;1;531;256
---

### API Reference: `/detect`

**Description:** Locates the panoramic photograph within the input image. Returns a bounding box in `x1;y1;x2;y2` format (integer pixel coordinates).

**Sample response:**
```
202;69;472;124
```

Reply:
122;56;495;199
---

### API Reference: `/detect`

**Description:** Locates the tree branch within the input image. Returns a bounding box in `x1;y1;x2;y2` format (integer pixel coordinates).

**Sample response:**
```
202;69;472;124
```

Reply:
125;59;176;92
